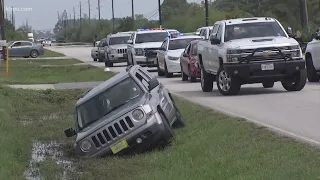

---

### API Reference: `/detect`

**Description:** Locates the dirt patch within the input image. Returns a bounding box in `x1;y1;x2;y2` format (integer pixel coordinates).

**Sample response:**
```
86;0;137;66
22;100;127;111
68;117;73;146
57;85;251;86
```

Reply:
24;140;76;180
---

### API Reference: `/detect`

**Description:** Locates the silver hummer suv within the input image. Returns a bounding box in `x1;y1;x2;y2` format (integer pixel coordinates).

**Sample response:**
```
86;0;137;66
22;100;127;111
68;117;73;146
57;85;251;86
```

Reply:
104;33;131;67
64;65;185;158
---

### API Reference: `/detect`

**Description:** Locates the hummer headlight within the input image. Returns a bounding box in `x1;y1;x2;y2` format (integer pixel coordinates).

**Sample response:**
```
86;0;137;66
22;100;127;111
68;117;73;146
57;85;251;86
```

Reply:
110;49;117;54
132;109;144;121
135;48;144;56
168;56;179;60
80;140;92;152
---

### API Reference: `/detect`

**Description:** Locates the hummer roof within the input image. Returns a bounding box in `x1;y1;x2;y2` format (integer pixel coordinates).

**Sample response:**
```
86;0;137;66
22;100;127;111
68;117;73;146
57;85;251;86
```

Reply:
75;65;142;106
220;17;276;25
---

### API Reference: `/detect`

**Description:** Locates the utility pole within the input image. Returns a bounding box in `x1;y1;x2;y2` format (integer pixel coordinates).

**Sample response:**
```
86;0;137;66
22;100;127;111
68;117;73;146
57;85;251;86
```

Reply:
11;7;14;28
132;0;134;30
57;11;60;25
98;0;101;21
303;0;310;33
88;0;91;24
79;1;82;29
73;6;76;27
205;0;209;26
158;0;162;28
0;0;5;40
112;0;115;33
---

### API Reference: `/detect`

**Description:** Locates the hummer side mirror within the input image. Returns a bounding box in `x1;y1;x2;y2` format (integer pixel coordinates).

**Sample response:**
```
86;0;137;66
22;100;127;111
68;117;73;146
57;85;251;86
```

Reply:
64;127;76;137
287;27;294;38
148;78;159;91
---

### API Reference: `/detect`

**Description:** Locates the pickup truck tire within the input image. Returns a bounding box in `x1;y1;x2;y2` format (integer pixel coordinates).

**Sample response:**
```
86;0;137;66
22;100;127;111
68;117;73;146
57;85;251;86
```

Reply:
164;62;173;78
306;55;320;82
157;59;165;76
262;82;274;88
281;69;307;91
200;66;214;92
216;67;241;95
188;66;197;82
181;64;188;81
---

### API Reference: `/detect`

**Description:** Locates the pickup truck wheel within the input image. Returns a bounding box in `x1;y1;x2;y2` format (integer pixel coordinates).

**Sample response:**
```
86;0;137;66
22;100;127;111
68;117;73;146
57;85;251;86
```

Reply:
262;82;274;88
157;59;165;76
159;112;174;142
181;64;188;81
188;66;197;82
306;56;320;82
216;67;241;95
164;62;173;78
281;69;307;91
200;66;213;92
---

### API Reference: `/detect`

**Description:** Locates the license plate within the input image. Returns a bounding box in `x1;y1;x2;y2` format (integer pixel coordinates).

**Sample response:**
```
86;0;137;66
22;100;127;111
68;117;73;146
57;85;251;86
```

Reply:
110;139;128;154
261;63;274;71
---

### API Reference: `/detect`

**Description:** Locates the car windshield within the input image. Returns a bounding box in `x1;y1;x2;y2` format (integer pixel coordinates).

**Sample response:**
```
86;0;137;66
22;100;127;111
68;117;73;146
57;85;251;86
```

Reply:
168;38;200;50
76;77;144;130
224;22;287;42
135;32;168;43
109;36;130;45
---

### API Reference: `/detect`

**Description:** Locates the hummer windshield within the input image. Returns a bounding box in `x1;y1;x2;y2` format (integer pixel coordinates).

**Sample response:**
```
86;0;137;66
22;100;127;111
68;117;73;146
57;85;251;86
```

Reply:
224;21;287;42
109;36;130;45
76;77;144;130
135;32;168;43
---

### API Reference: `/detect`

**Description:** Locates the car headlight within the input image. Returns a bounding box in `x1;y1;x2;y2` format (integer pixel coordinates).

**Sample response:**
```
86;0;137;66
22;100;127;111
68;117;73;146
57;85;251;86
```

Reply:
135;48;144;56
80;140;92;152
226;49;242;63
167;56;179;60
132;109;144;121
284;45;301;59
227;49;242;54
109;49;117;54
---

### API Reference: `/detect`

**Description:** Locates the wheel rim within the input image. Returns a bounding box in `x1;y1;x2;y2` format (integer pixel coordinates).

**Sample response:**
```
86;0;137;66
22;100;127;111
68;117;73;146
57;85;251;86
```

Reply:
218;70;231;91
31;51;37;57
200;68;204;88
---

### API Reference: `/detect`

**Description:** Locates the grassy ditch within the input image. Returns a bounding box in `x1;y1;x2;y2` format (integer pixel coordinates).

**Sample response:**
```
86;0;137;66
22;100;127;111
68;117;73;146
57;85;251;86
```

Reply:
0;59;114;84
43;49;65;57
1;86;320;179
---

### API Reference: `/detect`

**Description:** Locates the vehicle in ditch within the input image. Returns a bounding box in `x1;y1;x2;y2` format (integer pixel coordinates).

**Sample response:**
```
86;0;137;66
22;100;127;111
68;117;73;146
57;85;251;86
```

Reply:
197;17;307;95
64;65;186;158
104;33;131;67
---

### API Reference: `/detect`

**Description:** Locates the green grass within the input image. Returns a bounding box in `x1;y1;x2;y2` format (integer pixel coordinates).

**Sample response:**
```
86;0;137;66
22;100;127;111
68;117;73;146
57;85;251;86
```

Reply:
1;86;320;180
42;49;65;57
0;59;114;84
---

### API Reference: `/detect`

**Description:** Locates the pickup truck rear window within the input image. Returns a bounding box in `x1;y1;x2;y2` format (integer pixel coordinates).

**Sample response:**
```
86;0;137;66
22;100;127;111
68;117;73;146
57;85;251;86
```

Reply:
224;21;286;42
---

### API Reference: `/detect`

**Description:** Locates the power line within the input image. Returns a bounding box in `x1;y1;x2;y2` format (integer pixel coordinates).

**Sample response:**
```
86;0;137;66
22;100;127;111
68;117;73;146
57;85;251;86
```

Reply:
147;11;159;21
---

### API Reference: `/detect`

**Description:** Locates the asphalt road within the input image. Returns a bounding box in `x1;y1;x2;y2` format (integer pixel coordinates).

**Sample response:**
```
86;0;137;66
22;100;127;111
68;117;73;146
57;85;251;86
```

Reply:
47;46;320;145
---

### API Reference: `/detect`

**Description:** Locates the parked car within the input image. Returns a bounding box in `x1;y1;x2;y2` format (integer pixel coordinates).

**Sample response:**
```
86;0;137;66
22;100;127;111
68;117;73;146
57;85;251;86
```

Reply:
64;65;186;158
127;29;170;67
7;41;44;58
91;41;100;61
157;35;202;78
180;40;201;82
104;33;131;67
41;39;52;46
197;17;306;95
305;35;320;82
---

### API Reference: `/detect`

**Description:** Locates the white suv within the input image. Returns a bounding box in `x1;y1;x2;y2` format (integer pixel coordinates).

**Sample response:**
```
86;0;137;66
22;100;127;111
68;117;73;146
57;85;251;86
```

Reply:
127;29;169;67
305;35;320;82
197;17;306;95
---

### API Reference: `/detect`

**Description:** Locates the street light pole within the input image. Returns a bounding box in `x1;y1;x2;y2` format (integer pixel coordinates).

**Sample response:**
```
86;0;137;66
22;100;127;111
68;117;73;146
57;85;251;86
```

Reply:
205;0;209;26
0;0;6;40
112;0;115;33
303;0;310;33
131;0;134;30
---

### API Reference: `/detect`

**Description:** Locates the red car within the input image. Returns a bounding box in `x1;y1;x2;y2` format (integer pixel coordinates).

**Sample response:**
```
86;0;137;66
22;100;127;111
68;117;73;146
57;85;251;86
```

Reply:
180;40;200;82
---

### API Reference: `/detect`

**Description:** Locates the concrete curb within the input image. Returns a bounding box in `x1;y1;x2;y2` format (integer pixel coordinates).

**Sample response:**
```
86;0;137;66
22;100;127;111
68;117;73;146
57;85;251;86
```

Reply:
170;91;320;147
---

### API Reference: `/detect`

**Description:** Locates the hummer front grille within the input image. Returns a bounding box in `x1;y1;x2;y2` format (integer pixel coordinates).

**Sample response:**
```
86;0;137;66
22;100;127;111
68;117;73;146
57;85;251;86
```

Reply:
91;116;134;148
117;49;127;54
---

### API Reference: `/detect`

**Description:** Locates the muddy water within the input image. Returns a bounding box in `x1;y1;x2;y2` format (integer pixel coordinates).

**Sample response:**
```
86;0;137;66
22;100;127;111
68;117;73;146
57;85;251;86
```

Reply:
24;141;75;180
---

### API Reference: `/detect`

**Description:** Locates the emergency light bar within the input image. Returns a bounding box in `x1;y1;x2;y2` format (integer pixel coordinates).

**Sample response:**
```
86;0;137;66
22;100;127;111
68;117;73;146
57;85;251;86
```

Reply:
137;28;165;31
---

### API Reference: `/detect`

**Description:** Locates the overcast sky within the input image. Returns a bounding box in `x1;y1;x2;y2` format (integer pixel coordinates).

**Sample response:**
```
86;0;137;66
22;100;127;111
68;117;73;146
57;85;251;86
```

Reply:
5;0;200;30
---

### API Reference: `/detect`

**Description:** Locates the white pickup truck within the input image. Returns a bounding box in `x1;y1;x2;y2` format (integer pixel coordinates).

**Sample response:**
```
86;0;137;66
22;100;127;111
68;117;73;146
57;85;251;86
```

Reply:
197;17;306;95
305;35;320;82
